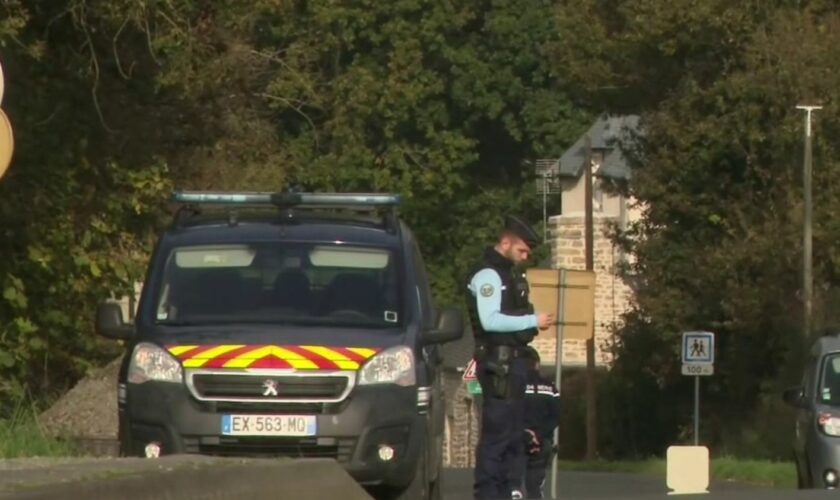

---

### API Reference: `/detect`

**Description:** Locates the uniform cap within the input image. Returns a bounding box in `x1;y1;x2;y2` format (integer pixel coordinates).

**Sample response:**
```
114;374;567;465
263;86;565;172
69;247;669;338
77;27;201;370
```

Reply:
504;215;540;248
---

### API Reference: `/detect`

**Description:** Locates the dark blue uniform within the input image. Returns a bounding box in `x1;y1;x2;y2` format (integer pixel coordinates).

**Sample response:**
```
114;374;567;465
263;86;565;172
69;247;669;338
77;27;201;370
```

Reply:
467;237;540;500
511;364;560;499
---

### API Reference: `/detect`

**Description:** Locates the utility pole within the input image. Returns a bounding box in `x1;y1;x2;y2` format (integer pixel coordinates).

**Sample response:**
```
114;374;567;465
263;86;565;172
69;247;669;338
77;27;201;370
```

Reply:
584;135;598;460
796;105;821;339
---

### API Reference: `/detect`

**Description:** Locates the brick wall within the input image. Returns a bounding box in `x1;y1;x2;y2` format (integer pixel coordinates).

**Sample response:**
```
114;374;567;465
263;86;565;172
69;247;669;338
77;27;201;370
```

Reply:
529;213;634;367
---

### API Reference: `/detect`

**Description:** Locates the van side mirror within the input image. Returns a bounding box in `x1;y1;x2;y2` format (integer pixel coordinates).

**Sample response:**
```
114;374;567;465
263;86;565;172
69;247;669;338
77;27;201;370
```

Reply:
423;307;464;344
96;302;135;340
783;386;807;409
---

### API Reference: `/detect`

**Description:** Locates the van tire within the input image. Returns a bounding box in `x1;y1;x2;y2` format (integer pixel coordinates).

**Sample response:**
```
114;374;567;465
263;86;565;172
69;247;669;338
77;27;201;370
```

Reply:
396;438;429;500
797;454;812;489
428;473;442;500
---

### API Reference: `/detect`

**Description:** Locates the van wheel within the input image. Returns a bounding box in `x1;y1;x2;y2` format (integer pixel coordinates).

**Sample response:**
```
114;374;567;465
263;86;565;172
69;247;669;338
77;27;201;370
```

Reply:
428;473;442;500
117;420;134;457
397;440;429;500
428;444;442;500
797;463;805;489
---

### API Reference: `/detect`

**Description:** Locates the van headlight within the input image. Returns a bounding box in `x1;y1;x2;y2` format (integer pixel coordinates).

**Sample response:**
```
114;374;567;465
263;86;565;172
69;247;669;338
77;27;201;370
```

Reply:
128;343;184;384
358;346;415;386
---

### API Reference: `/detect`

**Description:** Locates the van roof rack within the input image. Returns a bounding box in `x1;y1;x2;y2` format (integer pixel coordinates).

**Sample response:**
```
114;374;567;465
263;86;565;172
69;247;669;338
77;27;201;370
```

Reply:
170;191;402;233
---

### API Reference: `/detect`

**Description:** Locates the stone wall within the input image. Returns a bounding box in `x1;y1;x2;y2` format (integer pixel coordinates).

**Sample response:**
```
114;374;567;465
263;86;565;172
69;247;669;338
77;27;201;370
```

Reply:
529;213;634;367
442;212;636;467
442;371;480;468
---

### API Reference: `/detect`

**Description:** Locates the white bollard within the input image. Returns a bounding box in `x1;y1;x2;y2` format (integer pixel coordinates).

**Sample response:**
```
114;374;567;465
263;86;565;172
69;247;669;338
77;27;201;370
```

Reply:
666;445;710;495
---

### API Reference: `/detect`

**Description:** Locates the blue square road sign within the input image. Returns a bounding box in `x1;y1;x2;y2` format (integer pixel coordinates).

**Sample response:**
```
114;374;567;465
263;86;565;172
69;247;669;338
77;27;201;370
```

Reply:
682;331;714;364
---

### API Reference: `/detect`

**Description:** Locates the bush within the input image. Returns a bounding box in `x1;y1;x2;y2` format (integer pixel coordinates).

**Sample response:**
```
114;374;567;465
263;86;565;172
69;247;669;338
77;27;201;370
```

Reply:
0;396;76;458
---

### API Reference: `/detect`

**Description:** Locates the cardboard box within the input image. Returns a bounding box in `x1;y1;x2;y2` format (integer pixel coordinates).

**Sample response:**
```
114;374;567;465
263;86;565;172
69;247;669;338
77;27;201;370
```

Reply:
526;268;595;340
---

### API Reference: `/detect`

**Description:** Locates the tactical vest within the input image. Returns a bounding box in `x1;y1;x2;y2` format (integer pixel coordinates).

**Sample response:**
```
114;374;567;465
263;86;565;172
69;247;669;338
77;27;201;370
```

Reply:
466;247;537;347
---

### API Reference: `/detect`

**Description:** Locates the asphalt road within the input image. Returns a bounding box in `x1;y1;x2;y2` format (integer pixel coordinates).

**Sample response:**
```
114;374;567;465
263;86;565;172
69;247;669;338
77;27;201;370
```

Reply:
440;468;839;500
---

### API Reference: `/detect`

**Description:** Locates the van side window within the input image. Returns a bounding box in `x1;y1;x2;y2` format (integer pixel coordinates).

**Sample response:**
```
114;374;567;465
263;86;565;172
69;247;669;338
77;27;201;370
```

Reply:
412;244;436;329
819;354;840;405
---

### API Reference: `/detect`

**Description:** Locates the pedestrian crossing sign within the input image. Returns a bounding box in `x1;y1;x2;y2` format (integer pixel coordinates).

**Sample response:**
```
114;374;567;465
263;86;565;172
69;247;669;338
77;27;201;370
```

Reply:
682;331;714;364
462;359;477;381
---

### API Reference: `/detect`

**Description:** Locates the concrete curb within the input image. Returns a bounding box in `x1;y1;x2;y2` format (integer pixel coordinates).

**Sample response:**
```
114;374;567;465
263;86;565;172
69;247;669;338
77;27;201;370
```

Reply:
2;457;372;500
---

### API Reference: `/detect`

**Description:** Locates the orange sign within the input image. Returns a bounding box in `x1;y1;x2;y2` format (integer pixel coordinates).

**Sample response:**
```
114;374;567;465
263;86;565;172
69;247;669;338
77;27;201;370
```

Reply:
0;109;12;181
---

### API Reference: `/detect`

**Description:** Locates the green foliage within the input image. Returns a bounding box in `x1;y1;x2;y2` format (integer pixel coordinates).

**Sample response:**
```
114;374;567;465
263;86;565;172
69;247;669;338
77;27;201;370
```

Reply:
0;396;76;458
132;0;588;306
4;0;837;467
0;1;587;414
556;1;840;458
0;2;173;408
559;457;796;489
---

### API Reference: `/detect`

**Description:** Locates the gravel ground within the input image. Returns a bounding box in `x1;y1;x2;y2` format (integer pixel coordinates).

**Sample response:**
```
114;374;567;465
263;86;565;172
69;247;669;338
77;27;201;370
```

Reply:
37;357;122;441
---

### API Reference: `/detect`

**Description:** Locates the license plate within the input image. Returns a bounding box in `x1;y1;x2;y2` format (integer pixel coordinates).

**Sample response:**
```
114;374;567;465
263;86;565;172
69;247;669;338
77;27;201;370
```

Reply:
221;414;316;436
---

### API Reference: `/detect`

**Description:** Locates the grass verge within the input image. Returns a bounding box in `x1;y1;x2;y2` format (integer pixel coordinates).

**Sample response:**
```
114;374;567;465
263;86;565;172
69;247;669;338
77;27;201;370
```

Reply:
558;457;796;489
0;400;76;458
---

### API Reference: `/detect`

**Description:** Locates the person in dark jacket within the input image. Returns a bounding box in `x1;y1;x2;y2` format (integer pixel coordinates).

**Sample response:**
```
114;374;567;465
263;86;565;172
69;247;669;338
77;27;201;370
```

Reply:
466;215;554;500
510;347;561;499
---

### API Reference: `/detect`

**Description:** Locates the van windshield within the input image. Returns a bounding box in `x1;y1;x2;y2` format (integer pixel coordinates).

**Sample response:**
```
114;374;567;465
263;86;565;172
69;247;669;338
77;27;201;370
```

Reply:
153;242;402;328
820;353;840;406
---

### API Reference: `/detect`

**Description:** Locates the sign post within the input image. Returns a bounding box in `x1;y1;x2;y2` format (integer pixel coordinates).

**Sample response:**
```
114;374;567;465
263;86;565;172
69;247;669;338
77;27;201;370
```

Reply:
681;331;714;445
527;268;595;500
666;332;714;495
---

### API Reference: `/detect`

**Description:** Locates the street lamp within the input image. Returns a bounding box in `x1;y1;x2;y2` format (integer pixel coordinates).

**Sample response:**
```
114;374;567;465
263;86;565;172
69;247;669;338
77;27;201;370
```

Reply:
796;104;821;339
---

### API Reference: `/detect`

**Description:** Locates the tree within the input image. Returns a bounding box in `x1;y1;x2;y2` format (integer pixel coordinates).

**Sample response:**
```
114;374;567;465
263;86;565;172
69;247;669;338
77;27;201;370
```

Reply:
555;0;840;458
0;2;172;408
124;0;589;304
0;1;590;410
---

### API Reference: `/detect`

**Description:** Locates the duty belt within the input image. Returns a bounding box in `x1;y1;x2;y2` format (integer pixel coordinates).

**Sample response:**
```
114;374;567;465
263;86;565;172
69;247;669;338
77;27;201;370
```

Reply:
476;342;529;361
493;344;528;360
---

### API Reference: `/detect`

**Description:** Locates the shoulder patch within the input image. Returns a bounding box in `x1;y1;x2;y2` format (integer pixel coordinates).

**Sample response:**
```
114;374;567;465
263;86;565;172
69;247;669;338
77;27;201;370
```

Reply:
479;283;494;297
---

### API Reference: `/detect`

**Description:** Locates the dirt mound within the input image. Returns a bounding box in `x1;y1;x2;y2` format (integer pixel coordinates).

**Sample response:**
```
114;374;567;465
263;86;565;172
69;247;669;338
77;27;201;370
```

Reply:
38;357;122;440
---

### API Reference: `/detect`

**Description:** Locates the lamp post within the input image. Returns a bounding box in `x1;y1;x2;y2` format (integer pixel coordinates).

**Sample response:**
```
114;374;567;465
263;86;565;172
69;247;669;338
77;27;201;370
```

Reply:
584;135;597;461
796;104;821;339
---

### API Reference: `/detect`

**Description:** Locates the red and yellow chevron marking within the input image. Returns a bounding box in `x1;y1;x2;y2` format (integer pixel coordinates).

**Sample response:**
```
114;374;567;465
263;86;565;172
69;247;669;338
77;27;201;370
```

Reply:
166;344;380;371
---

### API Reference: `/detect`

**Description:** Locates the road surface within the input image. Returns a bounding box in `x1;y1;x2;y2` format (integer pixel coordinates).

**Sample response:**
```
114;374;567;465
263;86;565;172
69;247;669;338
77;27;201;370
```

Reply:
440;467;837;499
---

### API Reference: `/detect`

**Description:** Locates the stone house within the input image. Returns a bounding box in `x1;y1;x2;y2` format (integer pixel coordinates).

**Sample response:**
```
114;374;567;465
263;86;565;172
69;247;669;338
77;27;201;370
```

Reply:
441;115;643;467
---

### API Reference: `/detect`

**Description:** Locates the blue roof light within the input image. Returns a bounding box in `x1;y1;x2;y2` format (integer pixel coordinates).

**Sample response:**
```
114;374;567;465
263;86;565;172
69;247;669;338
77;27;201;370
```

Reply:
171;191;401;207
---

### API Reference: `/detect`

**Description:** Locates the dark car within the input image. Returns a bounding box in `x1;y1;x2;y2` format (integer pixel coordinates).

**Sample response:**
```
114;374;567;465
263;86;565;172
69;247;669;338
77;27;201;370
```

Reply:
784;334;840;490
95;191;464;500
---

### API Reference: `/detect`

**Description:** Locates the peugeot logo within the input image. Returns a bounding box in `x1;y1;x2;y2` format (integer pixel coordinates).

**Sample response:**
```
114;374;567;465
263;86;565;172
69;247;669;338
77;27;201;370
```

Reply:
262;379;278;397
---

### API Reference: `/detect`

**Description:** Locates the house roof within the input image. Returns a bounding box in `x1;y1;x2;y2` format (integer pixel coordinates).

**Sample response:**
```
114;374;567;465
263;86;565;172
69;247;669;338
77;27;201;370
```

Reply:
557;115;640;181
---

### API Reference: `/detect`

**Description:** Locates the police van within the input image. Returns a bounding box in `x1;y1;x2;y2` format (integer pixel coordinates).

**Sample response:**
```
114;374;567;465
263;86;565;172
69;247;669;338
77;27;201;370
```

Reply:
96;191;464;500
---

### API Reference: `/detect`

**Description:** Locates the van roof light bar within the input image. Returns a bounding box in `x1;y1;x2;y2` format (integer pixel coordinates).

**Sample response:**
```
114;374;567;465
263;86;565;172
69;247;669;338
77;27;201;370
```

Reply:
171;191;402;207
